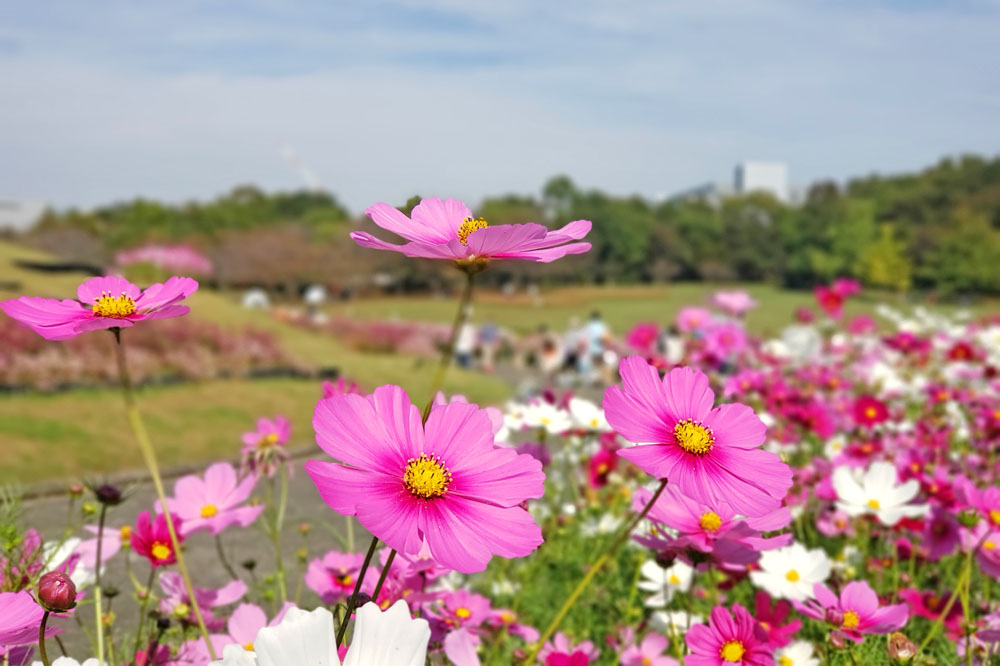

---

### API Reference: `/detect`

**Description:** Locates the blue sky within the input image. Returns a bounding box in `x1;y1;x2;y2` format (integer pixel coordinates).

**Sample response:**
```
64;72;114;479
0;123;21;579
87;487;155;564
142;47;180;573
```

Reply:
1;0;998;211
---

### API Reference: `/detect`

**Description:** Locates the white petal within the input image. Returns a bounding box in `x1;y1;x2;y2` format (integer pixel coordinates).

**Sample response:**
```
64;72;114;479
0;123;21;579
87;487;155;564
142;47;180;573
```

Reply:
255;607;340;666
342;601;429;666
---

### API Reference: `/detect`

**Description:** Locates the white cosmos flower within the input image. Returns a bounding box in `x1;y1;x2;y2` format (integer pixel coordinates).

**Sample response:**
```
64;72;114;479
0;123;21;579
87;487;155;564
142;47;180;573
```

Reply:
567;398;609;431
43;538;95;589
522;402;572;434
212;602;429;666
833;462;929;526
749;543;830;602
823;434;847;460
775;641;819;666
637;559;693;608
649;610;703;634
33;659;102;666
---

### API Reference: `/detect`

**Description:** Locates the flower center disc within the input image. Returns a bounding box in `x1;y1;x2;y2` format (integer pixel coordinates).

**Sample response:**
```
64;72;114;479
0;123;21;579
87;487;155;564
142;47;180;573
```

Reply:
457;217;489;245
674;419;715;455
151;542;171;560
699;510;722;532
720;640;745;662
785;569;800;582
404;453;452;499
93;292;137;318
200;504;218;518
842;610;860;629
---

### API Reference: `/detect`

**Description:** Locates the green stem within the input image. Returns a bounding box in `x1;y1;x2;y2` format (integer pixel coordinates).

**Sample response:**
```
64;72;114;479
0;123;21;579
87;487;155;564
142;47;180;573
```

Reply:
112;329;216;660
93;504;108;666
215;534;240;581
421;270;476;421
132;567;157;659
918;534;983;654
274;470;289;602
336;535;379;647
38;611;52;666
521;479;669;666
371;549;396;602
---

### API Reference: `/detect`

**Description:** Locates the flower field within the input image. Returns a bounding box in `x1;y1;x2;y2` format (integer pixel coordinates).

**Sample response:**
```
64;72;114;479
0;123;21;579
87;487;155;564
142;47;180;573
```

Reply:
3;198;1000;666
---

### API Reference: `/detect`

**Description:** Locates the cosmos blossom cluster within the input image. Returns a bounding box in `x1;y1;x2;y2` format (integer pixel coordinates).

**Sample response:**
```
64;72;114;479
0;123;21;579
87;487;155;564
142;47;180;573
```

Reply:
1;197;1000;666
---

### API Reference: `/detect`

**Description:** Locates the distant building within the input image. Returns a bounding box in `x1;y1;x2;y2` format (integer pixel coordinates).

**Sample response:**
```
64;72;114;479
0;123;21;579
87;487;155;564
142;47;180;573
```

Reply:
669;162;799;206
0;198;46;232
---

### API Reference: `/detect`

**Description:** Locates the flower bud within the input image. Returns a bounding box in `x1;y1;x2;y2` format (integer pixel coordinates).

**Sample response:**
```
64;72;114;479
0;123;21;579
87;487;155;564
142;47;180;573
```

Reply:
94;483;124;506
353;593;372;607
298;523;312;535
68;483;84;498
156;617;171;630
37;571;77;612
654;550;677;569
242;559;257;571
81;501;97;516
103;585;120;599
888;632;918;663
958;510;981;528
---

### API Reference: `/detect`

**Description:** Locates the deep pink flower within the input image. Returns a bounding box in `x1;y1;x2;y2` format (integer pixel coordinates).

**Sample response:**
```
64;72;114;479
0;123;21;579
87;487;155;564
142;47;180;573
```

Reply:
538;633;599;664
131;510;183;568
240;416;291;478
684;603;772;666
304;550;368;604
753;592;802;648
814;285;845;319
158;572;246;631
0;275;197;340
587;448;618;488
898;588;962;637
606;357;792;516
620;632;678;666
832;278;861;297
352;198;591;264
847;314;877;335
625;322;660;352
322;377;361;398
305;385;545;573
164;462;263;536
794;581;908;642
852;395;889;427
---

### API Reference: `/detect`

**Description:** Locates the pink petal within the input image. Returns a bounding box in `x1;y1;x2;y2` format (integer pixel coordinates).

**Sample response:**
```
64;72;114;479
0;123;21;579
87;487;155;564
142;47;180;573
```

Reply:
77;276;140;304
464;224;547;258
661;366;715;422
410;198;472;242
424;401;498;471
450;446;545;508
1;297;89;340
135;276;198;311
421;498;542;573
227;603;267;645
498;242;592;262
312;391;412;471
703;404;766;450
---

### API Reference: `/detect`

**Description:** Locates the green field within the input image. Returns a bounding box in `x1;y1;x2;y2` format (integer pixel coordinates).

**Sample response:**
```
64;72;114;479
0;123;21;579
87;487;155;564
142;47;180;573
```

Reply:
1;240;993;483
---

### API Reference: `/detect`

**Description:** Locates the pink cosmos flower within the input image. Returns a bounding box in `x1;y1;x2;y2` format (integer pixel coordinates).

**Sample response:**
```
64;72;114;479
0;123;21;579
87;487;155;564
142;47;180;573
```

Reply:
676;307;714;334
898;588;962;637
625;322;660;352
685;603;772;666
158;571;247;631
76;525;123;574
0;275;197;340
753;592;802;649
710;290;757;318
322;377;361;398
487;608;539;642
605;357;792;516
620;633;678;666
131;511;183;568
538;633;599;664
794;581;908;642
852;395;889;427
305;385;545;573
163;462;263;536
0;591;55;654
304;550;368;604
352;197;591;264
427;589;492;634
241;416;291;478
814;285;845;319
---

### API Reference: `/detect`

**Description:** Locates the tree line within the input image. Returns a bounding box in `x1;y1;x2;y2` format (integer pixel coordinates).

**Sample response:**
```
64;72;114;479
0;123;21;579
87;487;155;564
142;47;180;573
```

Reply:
20;153;1000;295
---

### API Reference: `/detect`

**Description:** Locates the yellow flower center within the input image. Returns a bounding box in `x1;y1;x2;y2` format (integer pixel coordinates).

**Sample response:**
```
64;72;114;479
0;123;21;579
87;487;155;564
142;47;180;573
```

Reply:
457;217;489;245
173;603;190;618
867;499;880;510
720;640;745;662
990;509;1000;526
985;541;996;551
258;432;279;449
120;525;132;544
864;406;878;419
335;573;353;586
455;607;471;619
785;569;800;582
642;658;652;666
151;542;172;561
243;642;254;651
200;504;218;518
404;453;452;499
92;291;137;318
699;511;723;532
779;657;794;666
843;610;860;629
674;419;715;455
499;611;515;624
668;574;681;585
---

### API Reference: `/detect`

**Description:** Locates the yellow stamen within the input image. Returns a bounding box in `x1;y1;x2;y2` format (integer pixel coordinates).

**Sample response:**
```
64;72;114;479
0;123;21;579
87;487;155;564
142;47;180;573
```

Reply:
173;603;190;618
843;610;860;629
699;511;723;532
457;217;489;245
92;291;136;318
335;573;353;586
243;642;254;651
864;406;878;419
668;574;681;585
720;640;745;662
120;525;132;544
404;453;452;499
985;541;996;551
674;419;715;455
151;542;171;561
785;569;800;582
990;509;1000;526
455;607;471;619
200;504;218;518
641;658;652;666
779;657;794;666
867;499;880;510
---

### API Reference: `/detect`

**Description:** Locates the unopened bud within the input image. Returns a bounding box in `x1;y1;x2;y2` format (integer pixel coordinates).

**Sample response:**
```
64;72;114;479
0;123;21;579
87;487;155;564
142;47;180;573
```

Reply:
654;550;677;569
242;559;257;571
102;611;115;626
353;593;372;607
296;547;308;563
958;510;981;528
103;585;119;599
298;523;312;535
37;571;77;612
68;483;84;498
156;617;171;630
888;632;918;663
81;501;97;516
829;629;848;649
94;483;124;506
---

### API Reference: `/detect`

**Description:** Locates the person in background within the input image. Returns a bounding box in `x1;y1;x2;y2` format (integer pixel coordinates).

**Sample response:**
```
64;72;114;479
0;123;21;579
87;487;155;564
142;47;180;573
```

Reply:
584;310;610;385
454;306;478;369
479;320;499;373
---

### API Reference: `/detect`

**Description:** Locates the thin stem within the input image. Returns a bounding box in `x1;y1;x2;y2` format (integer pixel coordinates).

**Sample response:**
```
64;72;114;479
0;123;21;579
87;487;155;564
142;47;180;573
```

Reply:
38;611;52;666
918;533;985;654
132;567;158;659
371;549;397;602
336;535;379;647
93;504;108;666
421;270;476;421
522;478;669;665
112;329;216;660
215;534;240;581
273;470;289;602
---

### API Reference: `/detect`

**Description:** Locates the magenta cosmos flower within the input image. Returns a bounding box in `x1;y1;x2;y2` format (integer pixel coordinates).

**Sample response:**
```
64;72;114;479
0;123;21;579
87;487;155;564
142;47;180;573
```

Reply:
0;275;197;340
605;357;792;516
0;590;54;654
685;603;771;666
304;550;368;604
305;385;545;573
351;197;591;264
131;510;184;568
164;462;263;536
794;581;908;643
241;416;292;478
